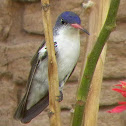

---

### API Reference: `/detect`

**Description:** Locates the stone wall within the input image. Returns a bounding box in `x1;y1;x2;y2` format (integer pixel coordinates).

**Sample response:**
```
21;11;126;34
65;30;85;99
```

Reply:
0;0;126;126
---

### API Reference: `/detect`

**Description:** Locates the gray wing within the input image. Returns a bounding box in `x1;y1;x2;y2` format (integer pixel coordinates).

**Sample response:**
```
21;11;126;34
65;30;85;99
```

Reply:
30;41;46;66
14;41;49;123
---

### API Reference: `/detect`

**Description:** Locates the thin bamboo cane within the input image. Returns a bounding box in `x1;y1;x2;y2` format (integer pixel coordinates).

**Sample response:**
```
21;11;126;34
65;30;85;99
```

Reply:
41;1;61;126
84;0;110;126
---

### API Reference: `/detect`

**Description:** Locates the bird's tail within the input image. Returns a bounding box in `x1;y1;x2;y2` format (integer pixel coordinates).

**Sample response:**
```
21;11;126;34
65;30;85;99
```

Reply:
14;94;49;123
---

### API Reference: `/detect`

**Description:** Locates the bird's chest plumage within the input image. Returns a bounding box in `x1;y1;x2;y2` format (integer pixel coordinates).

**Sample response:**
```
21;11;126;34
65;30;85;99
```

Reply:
54;31;80;81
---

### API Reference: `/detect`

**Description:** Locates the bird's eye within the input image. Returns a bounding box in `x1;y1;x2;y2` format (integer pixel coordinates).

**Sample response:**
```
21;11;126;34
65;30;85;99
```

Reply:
61;19;67;25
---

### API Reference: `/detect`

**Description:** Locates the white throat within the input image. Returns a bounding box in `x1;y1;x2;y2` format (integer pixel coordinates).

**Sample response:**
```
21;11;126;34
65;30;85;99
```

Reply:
54;26;80;49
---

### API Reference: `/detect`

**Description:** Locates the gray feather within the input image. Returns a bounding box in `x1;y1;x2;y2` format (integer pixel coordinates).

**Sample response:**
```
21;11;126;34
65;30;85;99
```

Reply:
14;42;48;122
21;94;49;123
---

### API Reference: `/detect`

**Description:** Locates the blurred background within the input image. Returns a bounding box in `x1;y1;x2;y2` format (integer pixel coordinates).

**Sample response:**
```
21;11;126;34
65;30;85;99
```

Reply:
0;0;126;126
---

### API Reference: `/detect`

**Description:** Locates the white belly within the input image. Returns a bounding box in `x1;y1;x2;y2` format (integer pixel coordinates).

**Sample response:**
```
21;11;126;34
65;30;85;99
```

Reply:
56;40;80;81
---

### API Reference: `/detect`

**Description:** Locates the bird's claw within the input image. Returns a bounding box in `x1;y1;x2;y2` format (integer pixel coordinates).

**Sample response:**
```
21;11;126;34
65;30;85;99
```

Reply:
56;91;63;102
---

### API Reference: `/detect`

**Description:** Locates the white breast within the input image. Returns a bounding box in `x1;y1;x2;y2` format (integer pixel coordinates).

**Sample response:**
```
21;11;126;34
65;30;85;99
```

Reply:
54;27;80;81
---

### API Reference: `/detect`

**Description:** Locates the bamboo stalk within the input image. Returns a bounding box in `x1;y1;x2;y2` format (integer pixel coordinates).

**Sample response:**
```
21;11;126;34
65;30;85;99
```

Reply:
72;0;120;126
84;0;110;126
41;1;61;126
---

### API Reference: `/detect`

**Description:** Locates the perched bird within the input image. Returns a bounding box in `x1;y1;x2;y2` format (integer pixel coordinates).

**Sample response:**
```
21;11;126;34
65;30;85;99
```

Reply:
14;11;89;123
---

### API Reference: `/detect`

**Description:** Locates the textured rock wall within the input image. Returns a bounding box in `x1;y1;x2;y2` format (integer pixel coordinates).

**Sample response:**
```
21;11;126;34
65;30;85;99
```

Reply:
0;0;126;126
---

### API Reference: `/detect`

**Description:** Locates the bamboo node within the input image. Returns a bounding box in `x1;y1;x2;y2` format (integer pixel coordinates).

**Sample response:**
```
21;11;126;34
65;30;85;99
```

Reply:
105;23;116;31
42;3;50;11
77;100;85;106
50;60;53;64
82;0;94;9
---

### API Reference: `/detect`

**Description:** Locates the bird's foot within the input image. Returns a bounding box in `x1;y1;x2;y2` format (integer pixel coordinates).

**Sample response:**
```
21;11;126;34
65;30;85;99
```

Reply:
56;91;63;102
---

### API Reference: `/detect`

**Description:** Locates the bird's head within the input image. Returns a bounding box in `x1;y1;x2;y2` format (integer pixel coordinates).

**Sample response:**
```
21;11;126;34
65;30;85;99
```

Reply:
54;11;89;35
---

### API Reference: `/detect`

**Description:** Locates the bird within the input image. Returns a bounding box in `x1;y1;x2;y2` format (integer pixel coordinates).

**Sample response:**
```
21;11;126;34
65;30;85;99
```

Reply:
14;11;89;123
